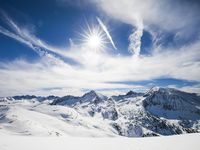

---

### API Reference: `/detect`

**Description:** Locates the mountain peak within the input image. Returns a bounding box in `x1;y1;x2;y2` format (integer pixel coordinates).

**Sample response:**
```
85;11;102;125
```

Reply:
126;90;137;96
143;86;200;114
149;86;171;93
88;90;97;94
151;86;160;91
81;90;107;103
145;86;177;96
83;90;98;97
154;87;182;94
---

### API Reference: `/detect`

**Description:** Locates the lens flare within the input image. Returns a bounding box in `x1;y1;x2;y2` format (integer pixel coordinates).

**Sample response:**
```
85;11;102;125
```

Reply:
79;23;108;52
87;34;101;49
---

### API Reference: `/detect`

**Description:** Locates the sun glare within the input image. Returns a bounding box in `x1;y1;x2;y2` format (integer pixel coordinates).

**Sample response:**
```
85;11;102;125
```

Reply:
79;24;108;52
87;34;102;49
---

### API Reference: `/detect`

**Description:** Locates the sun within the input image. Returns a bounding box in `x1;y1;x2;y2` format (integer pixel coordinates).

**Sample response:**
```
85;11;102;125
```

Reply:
87;34;102;49
79;24;108;52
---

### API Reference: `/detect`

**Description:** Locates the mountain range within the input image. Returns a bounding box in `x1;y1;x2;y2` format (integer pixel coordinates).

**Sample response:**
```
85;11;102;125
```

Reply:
0;87;200;137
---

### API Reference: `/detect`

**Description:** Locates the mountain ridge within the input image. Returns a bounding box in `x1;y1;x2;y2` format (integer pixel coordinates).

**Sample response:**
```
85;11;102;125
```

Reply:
0;87;200;137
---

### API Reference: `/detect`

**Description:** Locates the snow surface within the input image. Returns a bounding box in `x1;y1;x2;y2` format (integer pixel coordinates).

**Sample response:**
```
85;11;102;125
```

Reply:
0;133;199;150
0;100;117;137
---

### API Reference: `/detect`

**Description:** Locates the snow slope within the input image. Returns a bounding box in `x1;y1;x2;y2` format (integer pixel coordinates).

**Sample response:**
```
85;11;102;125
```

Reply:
0;100;117;137
0;133;199;150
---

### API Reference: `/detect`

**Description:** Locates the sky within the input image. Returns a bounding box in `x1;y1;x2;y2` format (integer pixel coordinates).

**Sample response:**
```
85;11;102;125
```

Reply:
0;0;200;96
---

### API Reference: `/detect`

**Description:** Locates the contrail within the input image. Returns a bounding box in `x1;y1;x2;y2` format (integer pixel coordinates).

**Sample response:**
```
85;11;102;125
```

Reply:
96;17;117;50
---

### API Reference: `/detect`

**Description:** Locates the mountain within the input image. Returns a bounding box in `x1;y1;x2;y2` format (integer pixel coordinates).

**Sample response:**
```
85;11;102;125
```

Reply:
143;87;200;119
51;95;79;106
111;90;144;101
80;90;108;103
51;90;108;106
112;87;200;137
11;95;60;103
0;87;200;137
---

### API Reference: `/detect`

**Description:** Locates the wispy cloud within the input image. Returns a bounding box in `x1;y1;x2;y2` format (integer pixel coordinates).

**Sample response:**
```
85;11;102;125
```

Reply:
96;0;200;31
96;17;117;50
0;12;77;61
128;19;143;56
95;0;200;54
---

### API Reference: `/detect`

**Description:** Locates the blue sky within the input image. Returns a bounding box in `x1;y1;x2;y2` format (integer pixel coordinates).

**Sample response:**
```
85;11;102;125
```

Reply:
0;0;200;96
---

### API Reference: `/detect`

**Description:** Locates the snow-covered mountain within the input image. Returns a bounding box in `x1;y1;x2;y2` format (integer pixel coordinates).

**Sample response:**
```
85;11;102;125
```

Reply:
0;87;200;137
111;90;143;101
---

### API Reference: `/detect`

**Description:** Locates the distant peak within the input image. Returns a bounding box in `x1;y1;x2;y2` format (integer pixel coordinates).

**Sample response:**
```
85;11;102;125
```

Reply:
126;90;137;96
81;90;107;103
84;90;97;96
150;86;160;92
144;86;161;96
82;90;100;99
89;90;96;93
148;86;171;93
151;86;179;93
144;86;184;97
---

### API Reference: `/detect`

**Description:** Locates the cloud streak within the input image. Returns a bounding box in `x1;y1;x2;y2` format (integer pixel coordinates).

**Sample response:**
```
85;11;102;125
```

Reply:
128;20;143;56
0;12;79;62
95;0;200;54
96;0;200;31
96;17;117;50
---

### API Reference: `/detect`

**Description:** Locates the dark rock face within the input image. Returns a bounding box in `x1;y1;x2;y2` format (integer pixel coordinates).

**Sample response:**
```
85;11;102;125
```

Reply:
13;95;37;100
102;107;118;121
111;91;143;101
51;95;79;106
143;87;200;119
12;95;60;102
111;123;123;136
